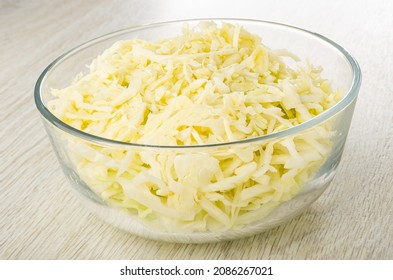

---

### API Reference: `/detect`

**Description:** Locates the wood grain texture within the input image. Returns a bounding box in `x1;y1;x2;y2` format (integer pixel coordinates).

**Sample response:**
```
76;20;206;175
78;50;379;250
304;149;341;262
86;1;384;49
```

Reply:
1;0;392;260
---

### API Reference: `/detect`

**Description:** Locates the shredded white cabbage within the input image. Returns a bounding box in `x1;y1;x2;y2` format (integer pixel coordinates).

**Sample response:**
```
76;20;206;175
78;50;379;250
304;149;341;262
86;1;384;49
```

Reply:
49;22;341;232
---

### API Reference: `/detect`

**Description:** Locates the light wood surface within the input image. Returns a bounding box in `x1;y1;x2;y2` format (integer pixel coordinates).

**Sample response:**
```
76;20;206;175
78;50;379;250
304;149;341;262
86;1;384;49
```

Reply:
1;0;392;260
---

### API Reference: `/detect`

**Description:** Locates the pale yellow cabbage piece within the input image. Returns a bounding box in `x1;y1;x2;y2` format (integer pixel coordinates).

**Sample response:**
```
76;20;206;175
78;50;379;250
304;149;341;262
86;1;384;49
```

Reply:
49;22;341;232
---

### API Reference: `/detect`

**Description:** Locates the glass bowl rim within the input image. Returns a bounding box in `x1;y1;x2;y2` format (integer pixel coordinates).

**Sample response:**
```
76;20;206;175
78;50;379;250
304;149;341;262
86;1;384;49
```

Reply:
34;18;361;149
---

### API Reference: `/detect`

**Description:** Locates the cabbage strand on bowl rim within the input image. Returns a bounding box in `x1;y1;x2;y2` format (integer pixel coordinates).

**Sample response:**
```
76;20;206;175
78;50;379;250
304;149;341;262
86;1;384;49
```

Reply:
49;21;341;232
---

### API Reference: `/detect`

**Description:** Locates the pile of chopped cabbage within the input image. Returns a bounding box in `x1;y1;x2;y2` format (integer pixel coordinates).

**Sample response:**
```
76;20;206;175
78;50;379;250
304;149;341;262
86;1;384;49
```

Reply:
49;22;341;232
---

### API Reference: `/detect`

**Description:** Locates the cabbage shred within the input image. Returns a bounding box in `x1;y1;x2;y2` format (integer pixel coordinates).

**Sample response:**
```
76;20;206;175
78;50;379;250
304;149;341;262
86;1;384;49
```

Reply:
49;22;341;232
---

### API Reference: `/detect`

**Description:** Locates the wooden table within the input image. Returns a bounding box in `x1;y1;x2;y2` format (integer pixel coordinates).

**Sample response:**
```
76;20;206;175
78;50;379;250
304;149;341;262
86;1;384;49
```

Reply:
1;0;392;259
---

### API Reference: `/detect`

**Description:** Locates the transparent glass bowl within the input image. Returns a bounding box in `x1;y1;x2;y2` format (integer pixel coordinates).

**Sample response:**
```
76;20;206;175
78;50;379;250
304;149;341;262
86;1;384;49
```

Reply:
35;19;361;243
